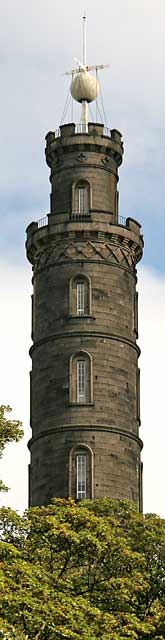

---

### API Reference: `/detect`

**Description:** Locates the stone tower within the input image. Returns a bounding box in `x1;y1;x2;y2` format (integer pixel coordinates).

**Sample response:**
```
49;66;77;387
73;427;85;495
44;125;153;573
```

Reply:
26;38;143;509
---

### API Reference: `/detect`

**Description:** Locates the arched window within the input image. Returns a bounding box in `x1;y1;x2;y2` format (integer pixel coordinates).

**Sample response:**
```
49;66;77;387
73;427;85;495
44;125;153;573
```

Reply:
69;274;91;317
77;281;85;315
77;359;86;402
72;180;91;217
69;444;94;500
78;185;88;214
69;351;93;404
77;451;87;499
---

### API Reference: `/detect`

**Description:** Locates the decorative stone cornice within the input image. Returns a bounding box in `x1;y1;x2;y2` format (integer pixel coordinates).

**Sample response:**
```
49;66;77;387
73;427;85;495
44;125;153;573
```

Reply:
33;238;142;273
28;425;143;451
29;331;140;358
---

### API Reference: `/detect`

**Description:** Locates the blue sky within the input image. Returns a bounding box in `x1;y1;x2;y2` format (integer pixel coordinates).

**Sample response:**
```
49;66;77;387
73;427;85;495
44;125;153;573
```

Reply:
0;1;165;271
0;0;165;515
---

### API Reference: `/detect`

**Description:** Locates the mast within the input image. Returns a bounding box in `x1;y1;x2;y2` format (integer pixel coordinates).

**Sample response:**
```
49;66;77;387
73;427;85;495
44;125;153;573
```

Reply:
64;16;109;130
82;14;88;132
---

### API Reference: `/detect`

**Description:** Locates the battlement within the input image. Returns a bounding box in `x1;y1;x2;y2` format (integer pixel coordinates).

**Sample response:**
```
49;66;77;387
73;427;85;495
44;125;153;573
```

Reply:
26;16;144;510
26;213;143;269
45;123;124;170
46;122;123;142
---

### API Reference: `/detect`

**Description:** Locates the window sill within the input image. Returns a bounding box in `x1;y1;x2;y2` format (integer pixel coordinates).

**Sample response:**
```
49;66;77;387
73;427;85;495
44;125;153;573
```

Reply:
67;315;95;320
68;402;94;407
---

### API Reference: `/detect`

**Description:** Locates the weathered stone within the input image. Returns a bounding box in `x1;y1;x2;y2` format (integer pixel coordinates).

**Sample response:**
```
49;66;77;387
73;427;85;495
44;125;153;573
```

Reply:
26;125;143;510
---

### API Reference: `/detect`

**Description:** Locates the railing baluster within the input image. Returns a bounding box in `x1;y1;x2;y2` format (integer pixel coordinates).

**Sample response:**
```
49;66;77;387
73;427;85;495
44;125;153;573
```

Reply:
37;213;127;227
38;215;48;228
49;124;113;139
118;215;126;226
71;211;91;221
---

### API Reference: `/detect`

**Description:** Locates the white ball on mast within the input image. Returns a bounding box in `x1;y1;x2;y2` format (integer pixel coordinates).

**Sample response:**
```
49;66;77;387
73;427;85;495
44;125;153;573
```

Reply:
70;72;99;104
64;15;109;132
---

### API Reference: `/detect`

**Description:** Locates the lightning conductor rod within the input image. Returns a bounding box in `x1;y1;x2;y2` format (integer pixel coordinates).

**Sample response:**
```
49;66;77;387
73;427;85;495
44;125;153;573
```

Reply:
82;13;88;132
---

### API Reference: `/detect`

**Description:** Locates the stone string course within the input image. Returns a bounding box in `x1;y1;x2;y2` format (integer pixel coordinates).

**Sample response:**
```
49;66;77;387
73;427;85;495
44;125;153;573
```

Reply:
26;123;143;509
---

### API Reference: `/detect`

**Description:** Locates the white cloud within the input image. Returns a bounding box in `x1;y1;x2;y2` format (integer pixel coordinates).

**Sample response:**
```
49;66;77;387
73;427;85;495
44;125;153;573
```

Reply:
0;0;164;516
0;1;165;199
0;261;164;516
0;260;31;511
138;266;165;516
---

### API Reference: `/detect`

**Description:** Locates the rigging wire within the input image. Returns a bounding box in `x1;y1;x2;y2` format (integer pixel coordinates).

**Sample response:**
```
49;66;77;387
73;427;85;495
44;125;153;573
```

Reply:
63;94;72;123
60;70;108;128
96;69;98;122
60;87;71;125
88;103;95;122
98;75;108;127
71;72;74;122
94;97;104;123
71;97;73;122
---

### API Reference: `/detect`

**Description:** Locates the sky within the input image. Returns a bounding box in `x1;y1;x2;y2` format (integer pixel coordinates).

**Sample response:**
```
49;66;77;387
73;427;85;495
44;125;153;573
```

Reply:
0;0;165;517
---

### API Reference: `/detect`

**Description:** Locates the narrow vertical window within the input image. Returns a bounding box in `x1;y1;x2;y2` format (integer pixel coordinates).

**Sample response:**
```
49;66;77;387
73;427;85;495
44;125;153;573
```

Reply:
77;360;86;402
72;180;91;218
77;454;86;499
77;283;85;315
70;275;91;317
69;351;93;405
79;187;88;214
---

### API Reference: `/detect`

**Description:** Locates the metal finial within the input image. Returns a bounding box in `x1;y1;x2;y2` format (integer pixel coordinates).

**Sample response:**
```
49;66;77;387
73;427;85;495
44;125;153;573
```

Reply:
83;13;87;67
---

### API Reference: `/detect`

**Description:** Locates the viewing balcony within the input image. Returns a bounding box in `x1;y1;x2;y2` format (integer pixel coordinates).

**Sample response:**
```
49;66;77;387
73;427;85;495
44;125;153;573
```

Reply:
46;122;123;146
37;213;127;228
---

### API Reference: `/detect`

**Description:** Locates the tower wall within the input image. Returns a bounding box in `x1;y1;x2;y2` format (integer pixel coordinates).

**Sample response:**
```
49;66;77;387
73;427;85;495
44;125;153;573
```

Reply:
26;124;143;509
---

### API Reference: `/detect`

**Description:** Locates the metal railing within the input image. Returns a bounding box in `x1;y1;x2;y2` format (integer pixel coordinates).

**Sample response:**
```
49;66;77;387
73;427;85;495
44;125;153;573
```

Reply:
118;216;126;226
71;211;91;221
75;124;88;134
38;215;48;228
75;124;111;137
37;213;127;227
103;127;111;138
51;124;112;138
55;128;60;138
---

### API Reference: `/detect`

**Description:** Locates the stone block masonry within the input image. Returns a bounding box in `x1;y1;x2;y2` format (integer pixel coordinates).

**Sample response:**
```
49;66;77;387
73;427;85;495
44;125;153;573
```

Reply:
26;123;143;509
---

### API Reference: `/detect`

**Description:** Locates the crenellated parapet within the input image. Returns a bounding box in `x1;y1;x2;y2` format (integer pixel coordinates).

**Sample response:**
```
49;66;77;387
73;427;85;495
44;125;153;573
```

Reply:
26;123;143;510
26;214;143;273
45;123;123;168
44;123;124;219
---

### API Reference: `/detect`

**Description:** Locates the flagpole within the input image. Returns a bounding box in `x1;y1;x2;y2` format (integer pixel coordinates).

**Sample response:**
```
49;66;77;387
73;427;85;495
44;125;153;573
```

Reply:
82;14;88;132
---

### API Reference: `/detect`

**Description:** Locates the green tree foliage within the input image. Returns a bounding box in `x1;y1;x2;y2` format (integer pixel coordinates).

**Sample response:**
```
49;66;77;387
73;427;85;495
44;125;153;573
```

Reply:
0;405;23;492
0;499;164;639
